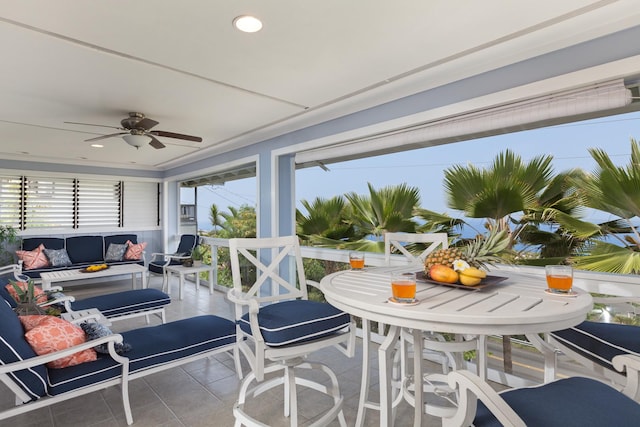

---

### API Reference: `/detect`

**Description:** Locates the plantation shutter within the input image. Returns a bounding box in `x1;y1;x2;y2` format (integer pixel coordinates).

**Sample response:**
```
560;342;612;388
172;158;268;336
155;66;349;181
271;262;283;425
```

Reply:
0;175;22;228
24;177;75;229
122;181;159;228
77;180;121;228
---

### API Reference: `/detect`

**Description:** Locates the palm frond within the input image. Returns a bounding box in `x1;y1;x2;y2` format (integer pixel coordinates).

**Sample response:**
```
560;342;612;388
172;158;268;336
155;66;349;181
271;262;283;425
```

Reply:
571;241;640;274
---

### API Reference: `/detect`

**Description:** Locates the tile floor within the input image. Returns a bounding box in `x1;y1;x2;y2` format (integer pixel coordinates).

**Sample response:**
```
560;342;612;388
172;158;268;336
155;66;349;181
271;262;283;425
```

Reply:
0;276;474;426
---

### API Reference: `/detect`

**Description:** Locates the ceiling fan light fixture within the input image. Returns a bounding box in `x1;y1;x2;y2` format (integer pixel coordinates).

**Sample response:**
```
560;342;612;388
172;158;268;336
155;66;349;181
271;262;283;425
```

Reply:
233;15;262;33
122;134;150;149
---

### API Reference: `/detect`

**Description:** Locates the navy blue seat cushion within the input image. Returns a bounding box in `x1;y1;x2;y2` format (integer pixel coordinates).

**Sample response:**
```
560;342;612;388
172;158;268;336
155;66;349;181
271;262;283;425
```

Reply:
474;376;640;427
66;236;104;264
550;321;640;371
239;300;351;347
0;299;48;399
22;237;64;251
47;315;236;395
71;289;171;318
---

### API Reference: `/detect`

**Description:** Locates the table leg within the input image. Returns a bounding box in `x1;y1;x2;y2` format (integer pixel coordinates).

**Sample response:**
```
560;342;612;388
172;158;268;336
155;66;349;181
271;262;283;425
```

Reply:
355;320;372;427
130;272;136;290
478;335;487;382
195;272;200;295
141;269;148;289
179;272;185;300
41;278;52;291
526;333;558;383
411;329;424;427
208;266;214;295
379;325;400;427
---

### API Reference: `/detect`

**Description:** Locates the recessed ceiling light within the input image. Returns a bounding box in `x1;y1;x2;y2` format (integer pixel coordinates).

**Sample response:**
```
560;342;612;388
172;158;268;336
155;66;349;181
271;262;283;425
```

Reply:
91;144;104;148
233;15;263;33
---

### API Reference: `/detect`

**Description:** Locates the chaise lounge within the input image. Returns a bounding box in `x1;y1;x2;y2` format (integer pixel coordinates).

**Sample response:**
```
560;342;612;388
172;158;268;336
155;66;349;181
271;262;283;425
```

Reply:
1;264;170;324
0;290;239;425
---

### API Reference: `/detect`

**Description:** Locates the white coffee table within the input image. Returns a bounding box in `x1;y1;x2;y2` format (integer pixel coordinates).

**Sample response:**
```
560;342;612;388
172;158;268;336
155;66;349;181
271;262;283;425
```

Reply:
40;264;147;291
165;264;214;300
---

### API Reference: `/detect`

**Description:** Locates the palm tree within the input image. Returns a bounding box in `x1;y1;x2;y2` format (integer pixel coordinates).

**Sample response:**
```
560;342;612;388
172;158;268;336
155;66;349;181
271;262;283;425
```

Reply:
297;183;421;252
208;203;224;234
296;196;354;242
417;149;586;262
551;138;640;273
443;149;553;238
342;183;421;251
217;205;257;239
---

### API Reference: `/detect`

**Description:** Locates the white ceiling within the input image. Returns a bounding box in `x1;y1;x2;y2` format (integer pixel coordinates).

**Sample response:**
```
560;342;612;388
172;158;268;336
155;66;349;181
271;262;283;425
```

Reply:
1;0;639;172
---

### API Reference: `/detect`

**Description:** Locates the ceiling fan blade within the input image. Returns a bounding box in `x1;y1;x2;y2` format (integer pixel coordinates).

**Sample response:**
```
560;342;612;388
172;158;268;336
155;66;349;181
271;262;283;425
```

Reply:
65;121;123;130
84;132;127;142
148;135;166;149
151;130;202;142
136;118;159;130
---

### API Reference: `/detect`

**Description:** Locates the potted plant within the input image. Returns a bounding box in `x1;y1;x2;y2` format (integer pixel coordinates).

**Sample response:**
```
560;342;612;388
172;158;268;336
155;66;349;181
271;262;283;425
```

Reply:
191;244;207;267
8;279;48;315
0;225;18;265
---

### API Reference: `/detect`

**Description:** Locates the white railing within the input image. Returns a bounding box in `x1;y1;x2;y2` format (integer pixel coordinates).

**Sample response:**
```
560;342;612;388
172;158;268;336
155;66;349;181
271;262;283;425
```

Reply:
199;236;640;296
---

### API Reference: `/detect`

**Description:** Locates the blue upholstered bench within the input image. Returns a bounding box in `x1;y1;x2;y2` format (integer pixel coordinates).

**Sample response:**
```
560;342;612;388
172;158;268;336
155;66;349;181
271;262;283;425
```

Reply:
0;296;238;425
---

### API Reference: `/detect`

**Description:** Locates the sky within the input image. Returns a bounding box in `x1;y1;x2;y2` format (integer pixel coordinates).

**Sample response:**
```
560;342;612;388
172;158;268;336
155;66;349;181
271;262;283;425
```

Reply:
189;111;640;231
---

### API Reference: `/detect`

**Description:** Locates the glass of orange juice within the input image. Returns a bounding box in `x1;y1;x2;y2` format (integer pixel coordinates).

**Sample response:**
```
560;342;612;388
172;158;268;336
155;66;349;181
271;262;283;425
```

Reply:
545;265;573;293
349;252;365;270
391;272;417;303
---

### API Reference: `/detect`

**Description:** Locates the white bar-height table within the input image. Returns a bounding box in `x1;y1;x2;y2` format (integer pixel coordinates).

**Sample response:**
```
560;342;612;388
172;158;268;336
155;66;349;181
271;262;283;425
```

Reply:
164;263;214;300
320;266;593;427
40;264;148;291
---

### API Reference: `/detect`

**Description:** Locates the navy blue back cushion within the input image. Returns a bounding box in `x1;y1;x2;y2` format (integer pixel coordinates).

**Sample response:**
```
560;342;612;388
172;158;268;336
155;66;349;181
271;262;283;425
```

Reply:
0;299;48;399
176;234;197;255
66;236;104;264
550;321;640;370
22;237;64;251
104;234;137;249
474;377;640;426
0;277;18;308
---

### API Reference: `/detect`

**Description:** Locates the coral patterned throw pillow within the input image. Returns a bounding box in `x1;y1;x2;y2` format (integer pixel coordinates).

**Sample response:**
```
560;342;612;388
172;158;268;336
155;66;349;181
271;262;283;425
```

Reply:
124;240;147;261
15;243;50;270
20;315;97;368
5;281;48;304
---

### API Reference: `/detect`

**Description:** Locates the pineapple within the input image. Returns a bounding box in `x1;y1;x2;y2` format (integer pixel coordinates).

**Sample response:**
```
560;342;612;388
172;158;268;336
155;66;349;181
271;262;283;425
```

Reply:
424;229;510;274
424;247;468;270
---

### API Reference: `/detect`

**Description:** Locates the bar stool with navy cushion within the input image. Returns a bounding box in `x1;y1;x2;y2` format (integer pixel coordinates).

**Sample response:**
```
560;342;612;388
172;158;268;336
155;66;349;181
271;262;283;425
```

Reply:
148;234;197;291
443;355;640;427
227;236;356;427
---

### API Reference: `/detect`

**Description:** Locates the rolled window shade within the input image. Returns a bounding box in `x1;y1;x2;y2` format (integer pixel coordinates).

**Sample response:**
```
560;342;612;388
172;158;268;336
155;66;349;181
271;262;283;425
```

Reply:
296;79;632;167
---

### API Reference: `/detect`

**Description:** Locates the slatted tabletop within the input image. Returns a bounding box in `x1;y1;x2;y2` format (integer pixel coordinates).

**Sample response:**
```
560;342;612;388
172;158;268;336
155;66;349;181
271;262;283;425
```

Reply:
321;266;593;335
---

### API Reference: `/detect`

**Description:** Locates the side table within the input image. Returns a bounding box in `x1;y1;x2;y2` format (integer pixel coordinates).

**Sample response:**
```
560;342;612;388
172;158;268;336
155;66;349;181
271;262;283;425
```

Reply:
165;264;215;300
61;308;112;326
